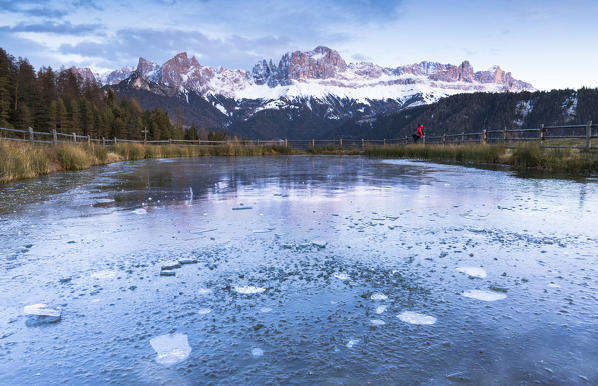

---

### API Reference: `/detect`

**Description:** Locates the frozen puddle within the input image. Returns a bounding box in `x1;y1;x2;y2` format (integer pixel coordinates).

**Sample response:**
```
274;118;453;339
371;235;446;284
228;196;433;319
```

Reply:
375;305;387;314
456;267;487;278
150;333;192;365
333;273;350;280
235;286;266;294
462;290;507;301
251;348;264;358
371;293;388;301
370;319;385;326
397;311;437;325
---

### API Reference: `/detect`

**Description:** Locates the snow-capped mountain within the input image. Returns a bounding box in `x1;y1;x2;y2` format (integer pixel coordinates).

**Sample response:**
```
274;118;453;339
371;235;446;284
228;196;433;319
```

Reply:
87;46;536;138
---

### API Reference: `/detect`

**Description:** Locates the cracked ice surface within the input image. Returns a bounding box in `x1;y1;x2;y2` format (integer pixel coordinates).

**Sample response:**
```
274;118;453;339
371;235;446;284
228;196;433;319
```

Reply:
1;156;597;384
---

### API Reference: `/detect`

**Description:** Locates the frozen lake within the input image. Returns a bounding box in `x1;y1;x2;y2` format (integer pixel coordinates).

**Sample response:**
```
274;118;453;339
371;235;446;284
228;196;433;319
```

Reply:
1;156;597;384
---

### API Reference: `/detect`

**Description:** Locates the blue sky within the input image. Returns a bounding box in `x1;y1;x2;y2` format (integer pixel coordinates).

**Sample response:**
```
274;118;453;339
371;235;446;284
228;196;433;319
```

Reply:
1;0;596;90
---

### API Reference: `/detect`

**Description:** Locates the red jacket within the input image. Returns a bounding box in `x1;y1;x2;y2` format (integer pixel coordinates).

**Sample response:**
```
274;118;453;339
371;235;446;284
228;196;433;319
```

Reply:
417;125;424;137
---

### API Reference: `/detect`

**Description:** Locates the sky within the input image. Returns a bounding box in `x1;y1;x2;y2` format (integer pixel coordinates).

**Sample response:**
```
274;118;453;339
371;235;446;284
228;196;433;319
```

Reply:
1;0;597;90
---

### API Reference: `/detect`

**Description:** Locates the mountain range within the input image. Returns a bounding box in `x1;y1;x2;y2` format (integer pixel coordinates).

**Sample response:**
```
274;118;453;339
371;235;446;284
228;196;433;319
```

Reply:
72;46;536;139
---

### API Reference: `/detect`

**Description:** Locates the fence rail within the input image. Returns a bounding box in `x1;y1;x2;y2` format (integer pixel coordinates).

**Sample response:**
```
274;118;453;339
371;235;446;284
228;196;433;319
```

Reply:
0;122;597;150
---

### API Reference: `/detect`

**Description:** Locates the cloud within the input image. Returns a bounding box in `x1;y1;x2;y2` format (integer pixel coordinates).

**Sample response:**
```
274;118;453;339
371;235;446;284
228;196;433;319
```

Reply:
0;0;69;18
1;21;102;35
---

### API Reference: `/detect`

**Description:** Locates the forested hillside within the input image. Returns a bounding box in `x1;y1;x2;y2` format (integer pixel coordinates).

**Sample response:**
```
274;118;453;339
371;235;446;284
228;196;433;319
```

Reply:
330;89;598;139
0;48;200;141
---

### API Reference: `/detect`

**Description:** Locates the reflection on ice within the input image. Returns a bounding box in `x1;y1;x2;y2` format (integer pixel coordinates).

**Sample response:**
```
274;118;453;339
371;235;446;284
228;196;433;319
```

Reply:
397;311;437;325
456;267;487;278
149;333;192;365
462;290;506;301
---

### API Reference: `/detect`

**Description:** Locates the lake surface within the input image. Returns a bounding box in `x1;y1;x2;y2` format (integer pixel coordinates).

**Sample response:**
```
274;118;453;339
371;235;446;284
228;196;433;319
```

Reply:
1;156;597;384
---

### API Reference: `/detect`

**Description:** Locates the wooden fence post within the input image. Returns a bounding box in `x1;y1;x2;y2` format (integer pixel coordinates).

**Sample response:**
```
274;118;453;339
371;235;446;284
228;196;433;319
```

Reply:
52;129;57;145
285;138;288;148
539;124;545;143
361;139;364;149
87;135;91;145
169;138;172;145
312;139;315;148
461;132;465;144
102;137;105;146
339;138;343;148
587;121;593;149
482;130;487;144
27;127;34;143
114;137;117;145
72;132;77;143
503;127;508;143
442;133;446;145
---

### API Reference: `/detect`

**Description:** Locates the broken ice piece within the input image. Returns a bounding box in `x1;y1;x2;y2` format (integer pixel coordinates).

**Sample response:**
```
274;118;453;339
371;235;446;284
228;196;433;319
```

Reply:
161;261;181;270
346;339;359;348
251;348;264;358
232;206;252;211
24;304;61;317
333;273;350;280
197;308;211;315
178;259;198;265
462;290;506;301
397;311;437;325
371;293;388;301
282;244;294;249
370;319;386;326
160;271;175;277
312;240;327;248
150;333;191;365
234;286;265;294
375;305;387;314
456;267;487;278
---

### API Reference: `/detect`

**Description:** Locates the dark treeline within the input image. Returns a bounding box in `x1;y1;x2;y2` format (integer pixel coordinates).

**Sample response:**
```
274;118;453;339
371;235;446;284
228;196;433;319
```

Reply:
0;47;225;141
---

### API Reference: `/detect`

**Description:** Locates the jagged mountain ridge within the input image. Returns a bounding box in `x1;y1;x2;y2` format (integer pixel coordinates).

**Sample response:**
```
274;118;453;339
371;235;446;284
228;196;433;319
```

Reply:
76;46;536;139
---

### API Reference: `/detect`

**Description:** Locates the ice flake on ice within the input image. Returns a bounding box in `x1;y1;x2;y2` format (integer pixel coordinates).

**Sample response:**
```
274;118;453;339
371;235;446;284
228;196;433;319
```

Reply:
397;311;436;325
370;319;385;326
456;267;487;278
333;273;350;280
375;305;387;314
251;348;264;358
371;293;388;301
23;304;61;317
346;339;359;348
235;286;266;294
150;333;192;365
462;290;506;301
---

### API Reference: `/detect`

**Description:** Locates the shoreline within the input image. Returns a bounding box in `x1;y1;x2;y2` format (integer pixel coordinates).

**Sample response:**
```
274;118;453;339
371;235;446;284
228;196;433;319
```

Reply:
1;141;597;184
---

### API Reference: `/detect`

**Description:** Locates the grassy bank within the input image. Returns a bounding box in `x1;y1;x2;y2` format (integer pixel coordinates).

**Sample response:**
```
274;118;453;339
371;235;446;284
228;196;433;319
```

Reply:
366;143;598;174
0;141;293;183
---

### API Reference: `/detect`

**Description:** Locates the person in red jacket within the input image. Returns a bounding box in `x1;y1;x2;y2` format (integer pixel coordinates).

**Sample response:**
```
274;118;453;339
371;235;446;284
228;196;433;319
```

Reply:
412;124;424;143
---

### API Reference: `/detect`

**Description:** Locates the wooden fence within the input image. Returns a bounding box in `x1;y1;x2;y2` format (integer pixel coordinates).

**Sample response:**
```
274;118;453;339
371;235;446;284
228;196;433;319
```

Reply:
0;122;597;150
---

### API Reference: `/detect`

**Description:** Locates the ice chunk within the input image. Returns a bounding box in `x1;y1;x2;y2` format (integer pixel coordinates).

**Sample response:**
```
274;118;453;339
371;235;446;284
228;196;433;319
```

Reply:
371;293;388;301
198;308;211;315
333;273;350;280
24;304;61;317
132;208;147;215
160;271;175;277
161;261;181;270
462;290;506;301
397;311;437;325
234;286;265;294
375;305;387;314
456;267;487;278
198;288;212;295
312;240;327;248
346;339;359;348
251;348;264;358
260;307;273;313
370;319;385;326
150;333;192;365
179;259;198;265
91;270;116;280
